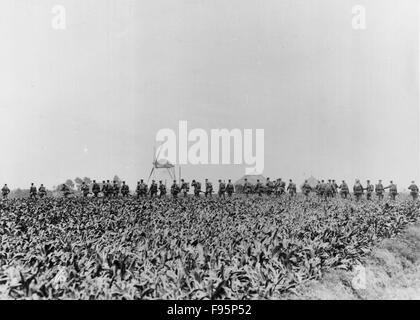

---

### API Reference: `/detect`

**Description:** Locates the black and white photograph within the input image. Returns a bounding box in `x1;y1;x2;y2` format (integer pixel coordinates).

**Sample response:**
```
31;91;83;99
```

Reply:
0;0;419;311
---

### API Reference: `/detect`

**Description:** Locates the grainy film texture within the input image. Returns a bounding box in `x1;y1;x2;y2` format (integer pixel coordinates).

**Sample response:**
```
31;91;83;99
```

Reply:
0;0;419;301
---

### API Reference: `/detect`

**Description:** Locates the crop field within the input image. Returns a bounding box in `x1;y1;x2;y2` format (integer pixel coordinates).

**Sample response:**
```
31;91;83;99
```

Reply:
0;195;419;299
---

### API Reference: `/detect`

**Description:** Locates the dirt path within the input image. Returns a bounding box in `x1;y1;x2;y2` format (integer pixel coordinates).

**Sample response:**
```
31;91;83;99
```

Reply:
290;223;420;300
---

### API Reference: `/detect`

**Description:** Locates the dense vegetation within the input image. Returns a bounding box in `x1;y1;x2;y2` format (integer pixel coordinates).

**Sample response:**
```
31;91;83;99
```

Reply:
0;195;418;299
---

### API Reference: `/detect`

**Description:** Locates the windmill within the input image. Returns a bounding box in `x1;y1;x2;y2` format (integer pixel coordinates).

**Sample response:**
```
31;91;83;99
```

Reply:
147;145;176;184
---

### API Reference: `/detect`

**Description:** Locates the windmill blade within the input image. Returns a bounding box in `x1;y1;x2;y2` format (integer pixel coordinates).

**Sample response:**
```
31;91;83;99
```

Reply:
147;167;155;184
167;167;175;180
167;168;173;180
155;144;164;162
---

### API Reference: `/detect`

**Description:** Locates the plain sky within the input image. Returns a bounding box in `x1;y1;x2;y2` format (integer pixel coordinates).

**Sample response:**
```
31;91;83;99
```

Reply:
0;0;419;189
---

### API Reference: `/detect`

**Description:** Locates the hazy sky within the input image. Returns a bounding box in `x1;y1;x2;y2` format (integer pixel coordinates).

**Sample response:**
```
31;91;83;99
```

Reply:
0;0;418;189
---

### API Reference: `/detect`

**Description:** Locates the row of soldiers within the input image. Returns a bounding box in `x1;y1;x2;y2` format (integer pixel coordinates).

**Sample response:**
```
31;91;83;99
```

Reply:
90;180;130;198
307;179;419;201
139;178;296;198
245;178;296;196
135;179;235;199
1;183;48;199
58;180;131;199
0;178;295;199
2;179;419;200
0;179;233;199
239;178;419;201
0;181;131;199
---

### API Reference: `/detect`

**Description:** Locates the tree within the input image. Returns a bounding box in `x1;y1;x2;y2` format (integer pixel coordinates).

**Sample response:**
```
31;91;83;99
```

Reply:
83;177;92;185
65;179;75;189
11;188;27;199
74;177;83;191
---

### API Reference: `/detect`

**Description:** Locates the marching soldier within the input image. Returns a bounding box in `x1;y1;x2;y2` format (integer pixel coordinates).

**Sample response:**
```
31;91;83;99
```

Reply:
139;179;148;197
384;181;398;200
2;184;10;199
218;180;226;199
273;179;279;197
112;181;120;197
150;180;158;198
29;183;37;199
171;180;180;198
38;184;47;198
255;179;264;196
365;180;374;200
332;180;339;197
205;179;213;198
191;180;202;197
339;180;349;199
136;181;142;199
275;178;286;197
101;181;107;197
81;182;90;197
61;184;71;198
121;181;130;197
243;178;252;197
280;179;286;195
106;180;112;197
315;181;321;197
408;181;419;201
319;180;327;199
180;179;189;197
326;180;333;198
287;179;297;197
92;180;100;197
158;181;167;198
353;179;364;201
102;180;109;197
301;180;311;197
375;180;385;200
226;179;234;197
266;178;274;196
